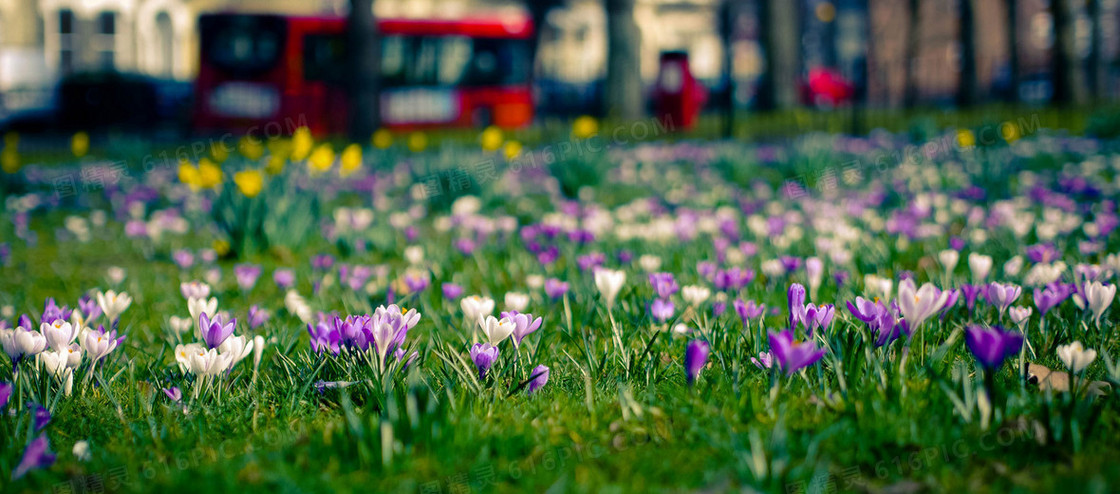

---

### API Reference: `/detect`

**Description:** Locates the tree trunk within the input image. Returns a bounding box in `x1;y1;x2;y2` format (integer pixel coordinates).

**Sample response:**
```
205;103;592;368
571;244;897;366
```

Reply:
957;0;978;106
1006;0;1019;102
757;0;800;111
1051;0;1084;105
904;0;921;108
1087;0;1105;100
348;0;380;140
719;0;735;137
604;0;644;121
524;0;563;82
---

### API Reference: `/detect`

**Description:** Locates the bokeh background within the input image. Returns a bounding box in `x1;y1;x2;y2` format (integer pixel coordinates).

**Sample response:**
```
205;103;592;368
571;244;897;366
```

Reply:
0;0;1117;141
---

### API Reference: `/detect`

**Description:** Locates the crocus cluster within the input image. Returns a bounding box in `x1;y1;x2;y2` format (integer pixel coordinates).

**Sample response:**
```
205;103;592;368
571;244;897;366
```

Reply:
307;304;421;366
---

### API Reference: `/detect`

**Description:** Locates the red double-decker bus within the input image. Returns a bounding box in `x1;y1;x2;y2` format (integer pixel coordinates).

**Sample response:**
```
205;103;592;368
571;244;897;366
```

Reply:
193;12;534;136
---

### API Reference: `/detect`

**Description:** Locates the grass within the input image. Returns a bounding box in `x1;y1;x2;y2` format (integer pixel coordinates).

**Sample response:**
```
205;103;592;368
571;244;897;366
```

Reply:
1;115;1120;493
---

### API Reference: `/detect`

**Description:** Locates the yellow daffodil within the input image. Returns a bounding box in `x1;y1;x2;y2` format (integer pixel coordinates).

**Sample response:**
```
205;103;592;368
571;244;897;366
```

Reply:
71;132;89;158
197;158;223;189
957;129;976;148
503;140;523;161
233;169;264;198
213;239;230;257
340;144;362;177
308;143;334;174
1;148;19;173
291;127;313;161
178;160;200;187
1001;122;1021;143
239;136;265;161
572;115;599;139
480;126;503;152
372;128;393;149
265;155;286;175
408;132;428;153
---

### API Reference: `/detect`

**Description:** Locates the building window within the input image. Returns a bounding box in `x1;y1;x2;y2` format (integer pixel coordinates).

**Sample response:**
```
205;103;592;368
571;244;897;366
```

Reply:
58;9;75;75
156;12;174;77
97;11;117;70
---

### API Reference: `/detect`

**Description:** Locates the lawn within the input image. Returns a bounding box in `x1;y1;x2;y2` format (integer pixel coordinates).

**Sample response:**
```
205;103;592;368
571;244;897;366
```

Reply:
1;117;1119;493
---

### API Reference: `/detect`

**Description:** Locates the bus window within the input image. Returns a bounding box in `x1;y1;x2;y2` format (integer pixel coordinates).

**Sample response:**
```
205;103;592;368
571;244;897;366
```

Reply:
201;15;286;77
304;34;346;82
380;36;529;88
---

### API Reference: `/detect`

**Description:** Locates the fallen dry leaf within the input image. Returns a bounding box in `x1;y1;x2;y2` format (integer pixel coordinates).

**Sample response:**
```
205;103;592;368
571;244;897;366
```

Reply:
1025;363;1111;397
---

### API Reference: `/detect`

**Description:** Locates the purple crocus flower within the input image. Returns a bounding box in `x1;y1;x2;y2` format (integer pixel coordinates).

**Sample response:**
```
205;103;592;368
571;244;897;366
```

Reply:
78;295;101;323
172;249;195;270
0;382;11;410
442;283;464;300
960;284;985;312
684;340;710;385
11;434;56;480
965;325;1023;371
234;264;262;291
779;256;802;273
199;313;235;349
651;298;675;322
40;299;72;325
470;343;500;380
247;306;270;330
308;320;341;356
576;253;606;272
544;278;569;300
803;304;835;336
649;272;680;299
312;254;335;271
273;269;295;289
751;351;773;369
768;329;826;375
1033;284;1071;316
787;283;807;328
510;313;543;346
712;301;727;317
734;299;766;325
403;272;430;293
846;297;881;323
986;282;1022;317
1026;243;1060;263
163;387;182;402
28;403;50;431
527;364;550;394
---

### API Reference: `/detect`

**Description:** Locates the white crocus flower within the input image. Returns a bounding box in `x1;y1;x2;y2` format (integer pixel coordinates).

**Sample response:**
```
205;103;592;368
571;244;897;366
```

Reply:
97;290;132;322
404;245;425;265
73;441;91;462
479;315;515;346
188;297;219;327
188;347;230;377
174;343;205;373
1083;281;1116;327
218;335;254;371
461;295;495;323
284;290;313;324
1004;256;1024;277
41;319;78;352
681;285;711;306
639;255;662;272
968;253;993;282
864;274;893;302
1057;341;1097;373
106;267;126;285
594;268;626;308
504;292;530;313
252;335;266;375
168;316;193;336
938;250;959;276
79;329;119;362
1008;306;1033;331
897;279;949;330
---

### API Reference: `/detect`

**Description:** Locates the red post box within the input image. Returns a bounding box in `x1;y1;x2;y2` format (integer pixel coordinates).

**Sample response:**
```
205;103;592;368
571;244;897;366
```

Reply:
654;51;705;131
